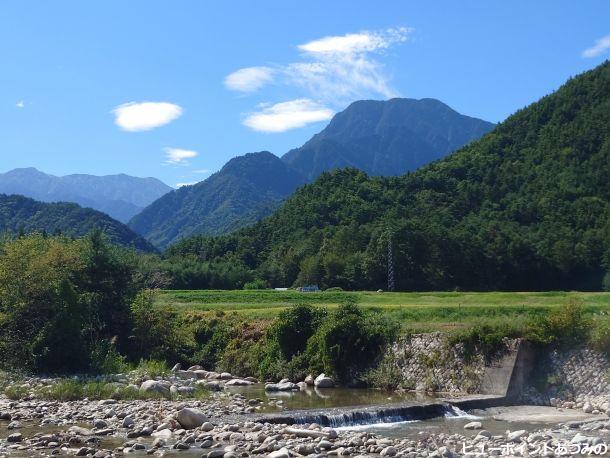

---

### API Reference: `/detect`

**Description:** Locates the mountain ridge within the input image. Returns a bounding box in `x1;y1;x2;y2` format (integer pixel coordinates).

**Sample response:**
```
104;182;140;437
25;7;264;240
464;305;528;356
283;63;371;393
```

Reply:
0;168;172;222
0;193;156;252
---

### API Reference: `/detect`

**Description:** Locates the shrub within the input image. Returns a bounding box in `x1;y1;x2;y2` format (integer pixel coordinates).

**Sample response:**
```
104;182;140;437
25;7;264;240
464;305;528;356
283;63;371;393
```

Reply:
449;321;519;361
271;304;327;360
129;290;195;365
133;359;169;378
4;384;29;400
527;300;590;347
89;339;132;374
243;279;268;290
589;316;610;355
305;301;398;383
363;352;405;390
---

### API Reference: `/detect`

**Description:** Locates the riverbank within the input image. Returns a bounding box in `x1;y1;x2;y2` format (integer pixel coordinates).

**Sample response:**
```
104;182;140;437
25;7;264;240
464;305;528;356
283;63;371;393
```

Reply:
2;384;610;457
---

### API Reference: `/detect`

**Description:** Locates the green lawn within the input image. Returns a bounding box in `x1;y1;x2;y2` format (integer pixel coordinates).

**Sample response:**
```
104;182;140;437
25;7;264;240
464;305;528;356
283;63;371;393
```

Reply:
156;290;610;330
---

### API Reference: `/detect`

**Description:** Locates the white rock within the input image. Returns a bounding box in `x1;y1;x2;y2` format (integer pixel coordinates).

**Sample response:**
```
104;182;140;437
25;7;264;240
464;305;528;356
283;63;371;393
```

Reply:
268;447;290;458
464;421;482;430
314;373;334;388
507;430;528;442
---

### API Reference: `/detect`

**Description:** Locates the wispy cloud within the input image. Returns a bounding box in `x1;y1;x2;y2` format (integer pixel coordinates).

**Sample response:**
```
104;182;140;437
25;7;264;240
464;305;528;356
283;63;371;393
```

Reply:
193;169;211;174
243;98;333;133
112;101;182;132
298;28;409;55
225;27;412;132
224;66;275;92
16;100;25;108
164;147;198;165
582;35;610;58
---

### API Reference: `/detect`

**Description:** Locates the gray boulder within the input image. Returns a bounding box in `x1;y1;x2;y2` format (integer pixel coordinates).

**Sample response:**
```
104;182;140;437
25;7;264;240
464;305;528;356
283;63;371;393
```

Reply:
176;407;208;429
140;380;170;395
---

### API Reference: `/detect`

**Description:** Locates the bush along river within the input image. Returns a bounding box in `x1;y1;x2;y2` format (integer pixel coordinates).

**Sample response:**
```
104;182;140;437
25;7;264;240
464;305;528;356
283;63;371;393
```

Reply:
1;334;609;457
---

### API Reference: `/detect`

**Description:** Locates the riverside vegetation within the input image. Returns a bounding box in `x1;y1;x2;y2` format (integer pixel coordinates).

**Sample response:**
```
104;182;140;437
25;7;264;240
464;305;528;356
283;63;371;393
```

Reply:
0;231;608;387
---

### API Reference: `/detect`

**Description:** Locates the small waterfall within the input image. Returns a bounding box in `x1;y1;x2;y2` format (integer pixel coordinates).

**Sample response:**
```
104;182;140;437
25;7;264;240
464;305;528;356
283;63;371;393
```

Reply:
444;405;482;419
257;403;454;427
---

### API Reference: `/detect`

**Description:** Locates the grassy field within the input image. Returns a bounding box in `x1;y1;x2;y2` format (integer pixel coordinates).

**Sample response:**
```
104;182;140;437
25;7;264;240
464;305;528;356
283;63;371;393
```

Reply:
156;290;610;331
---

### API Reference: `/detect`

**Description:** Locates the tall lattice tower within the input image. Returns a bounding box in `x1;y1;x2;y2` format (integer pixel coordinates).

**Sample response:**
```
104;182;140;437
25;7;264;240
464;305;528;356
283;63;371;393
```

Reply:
387;230;395;292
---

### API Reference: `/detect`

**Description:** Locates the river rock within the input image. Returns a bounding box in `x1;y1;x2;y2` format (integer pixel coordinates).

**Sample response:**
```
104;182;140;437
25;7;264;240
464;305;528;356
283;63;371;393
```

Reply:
507;429;528;442
171;363;182;371
140;379;170;395
268;447;291;458
176;407;208;429
314;373;334;388
380;446;397;457
7;433;22;443
122;415;135;428
265;382;299;391
476;430;492;439
464;421;482;430
224;378;254;386
304;374;315;386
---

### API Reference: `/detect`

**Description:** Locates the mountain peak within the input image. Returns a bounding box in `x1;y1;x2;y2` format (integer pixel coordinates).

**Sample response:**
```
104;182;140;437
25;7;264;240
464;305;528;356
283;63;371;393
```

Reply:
282;97;495;180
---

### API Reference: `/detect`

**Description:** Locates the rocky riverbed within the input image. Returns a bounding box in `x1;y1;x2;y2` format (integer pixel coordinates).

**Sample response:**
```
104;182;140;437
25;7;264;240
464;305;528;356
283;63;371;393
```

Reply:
1;370;610;457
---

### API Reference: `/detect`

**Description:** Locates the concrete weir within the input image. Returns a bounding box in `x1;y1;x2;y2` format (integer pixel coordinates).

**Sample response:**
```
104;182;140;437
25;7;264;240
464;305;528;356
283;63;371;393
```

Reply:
255;340;536;427
254;396;503;427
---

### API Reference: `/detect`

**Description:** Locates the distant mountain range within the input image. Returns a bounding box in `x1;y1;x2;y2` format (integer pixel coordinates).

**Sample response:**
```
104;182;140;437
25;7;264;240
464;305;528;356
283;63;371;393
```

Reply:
0;168;171;222
130;98;494;248
0;194;155;251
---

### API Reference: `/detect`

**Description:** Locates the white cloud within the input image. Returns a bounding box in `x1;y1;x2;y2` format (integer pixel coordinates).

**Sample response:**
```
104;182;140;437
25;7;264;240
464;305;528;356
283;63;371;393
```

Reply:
224;27;412;130
298;28;410;55
582;35;610;58
112;101;183;131
16;100;25;108
164;147;198;165
287;28;411;102
243;98;333;133
224;66;275;92
175;181;198;188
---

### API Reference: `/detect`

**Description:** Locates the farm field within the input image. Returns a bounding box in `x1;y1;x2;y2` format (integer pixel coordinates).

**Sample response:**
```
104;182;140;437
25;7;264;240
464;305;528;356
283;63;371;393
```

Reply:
155;290;610;330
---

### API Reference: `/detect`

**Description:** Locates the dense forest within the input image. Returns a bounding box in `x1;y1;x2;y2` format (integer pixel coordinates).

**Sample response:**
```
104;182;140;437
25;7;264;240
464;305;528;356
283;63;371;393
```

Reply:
0;194;155;252
166;61;610;291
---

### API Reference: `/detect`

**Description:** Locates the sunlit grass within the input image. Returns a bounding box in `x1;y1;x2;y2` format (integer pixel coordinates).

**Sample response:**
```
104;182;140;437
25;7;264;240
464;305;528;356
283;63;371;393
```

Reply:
156;290;610;326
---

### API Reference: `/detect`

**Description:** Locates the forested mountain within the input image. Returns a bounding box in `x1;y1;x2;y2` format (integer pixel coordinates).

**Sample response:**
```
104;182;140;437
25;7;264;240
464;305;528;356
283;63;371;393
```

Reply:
0;168;171;222
128;152;307;249
282;98;494;180
0;194;156;251
167;62;610;291
131;99;493;247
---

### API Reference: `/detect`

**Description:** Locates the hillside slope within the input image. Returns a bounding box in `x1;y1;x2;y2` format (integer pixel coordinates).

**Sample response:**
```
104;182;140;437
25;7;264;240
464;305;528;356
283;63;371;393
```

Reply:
0;194;156;251
128;152;306;249
168;62;610;291
0;168;171;222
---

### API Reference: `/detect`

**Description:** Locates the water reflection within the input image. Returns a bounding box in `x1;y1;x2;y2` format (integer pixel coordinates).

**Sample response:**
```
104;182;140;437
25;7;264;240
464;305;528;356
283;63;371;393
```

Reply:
226;384;439;412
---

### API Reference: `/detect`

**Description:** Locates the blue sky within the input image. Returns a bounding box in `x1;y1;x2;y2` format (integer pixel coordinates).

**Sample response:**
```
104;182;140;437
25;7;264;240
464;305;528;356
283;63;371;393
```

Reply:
1;1;609;187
